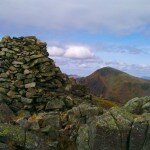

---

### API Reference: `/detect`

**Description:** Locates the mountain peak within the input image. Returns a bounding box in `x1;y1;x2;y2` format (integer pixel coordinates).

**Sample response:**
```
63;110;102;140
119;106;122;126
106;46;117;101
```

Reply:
95;67;125;77
79;66;150;103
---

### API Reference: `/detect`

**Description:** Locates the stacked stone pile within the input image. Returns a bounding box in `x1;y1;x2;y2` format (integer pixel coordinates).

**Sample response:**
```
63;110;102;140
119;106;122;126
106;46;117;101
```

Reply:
0;36;95;149
0;36;71;113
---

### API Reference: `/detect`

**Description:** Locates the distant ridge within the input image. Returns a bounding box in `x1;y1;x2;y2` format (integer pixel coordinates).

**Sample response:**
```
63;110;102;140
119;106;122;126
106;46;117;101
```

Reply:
79;67;150;103
142;76;150;80
68;74;81;79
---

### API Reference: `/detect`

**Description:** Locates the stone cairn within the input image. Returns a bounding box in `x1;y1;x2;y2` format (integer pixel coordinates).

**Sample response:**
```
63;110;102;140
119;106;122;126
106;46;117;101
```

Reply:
0;36;95;149
0;36;70;113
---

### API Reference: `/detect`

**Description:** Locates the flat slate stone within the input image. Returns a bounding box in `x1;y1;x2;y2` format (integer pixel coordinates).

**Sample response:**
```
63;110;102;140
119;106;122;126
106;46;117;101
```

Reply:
25;82;36;88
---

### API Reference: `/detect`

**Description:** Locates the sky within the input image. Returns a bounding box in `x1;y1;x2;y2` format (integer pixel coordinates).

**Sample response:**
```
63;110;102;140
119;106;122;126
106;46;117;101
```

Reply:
0;0;150;77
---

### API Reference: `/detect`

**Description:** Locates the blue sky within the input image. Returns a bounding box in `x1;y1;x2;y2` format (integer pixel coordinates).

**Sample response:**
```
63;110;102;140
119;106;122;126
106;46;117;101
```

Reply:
0;0;150;77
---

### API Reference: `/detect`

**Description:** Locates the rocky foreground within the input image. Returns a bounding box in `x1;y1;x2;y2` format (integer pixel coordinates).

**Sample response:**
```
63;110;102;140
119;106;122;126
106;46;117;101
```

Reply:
0;36;150;150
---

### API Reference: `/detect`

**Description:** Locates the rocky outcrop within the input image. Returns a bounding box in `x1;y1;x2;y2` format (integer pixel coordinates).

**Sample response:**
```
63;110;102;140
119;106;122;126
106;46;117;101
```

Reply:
77;107;150;150
124;96;150;114
0;123;45;149
0;36;149;150
76;97;150;150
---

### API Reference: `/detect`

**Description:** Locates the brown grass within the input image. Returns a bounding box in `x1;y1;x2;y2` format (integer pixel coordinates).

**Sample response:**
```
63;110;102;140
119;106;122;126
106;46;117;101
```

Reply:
92;96;120;109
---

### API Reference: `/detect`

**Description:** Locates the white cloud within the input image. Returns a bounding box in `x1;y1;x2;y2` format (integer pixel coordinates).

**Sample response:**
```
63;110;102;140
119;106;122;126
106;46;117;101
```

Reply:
47;45;94;59
47;46;64;56
64;45;94;59
47;50;150;77
0;0;150;34
79;64;88;68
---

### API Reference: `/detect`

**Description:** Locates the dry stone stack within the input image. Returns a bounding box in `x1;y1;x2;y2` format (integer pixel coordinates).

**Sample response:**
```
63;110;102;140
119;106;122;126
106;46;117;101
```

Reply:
0;36;96;149
0;36;71;113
